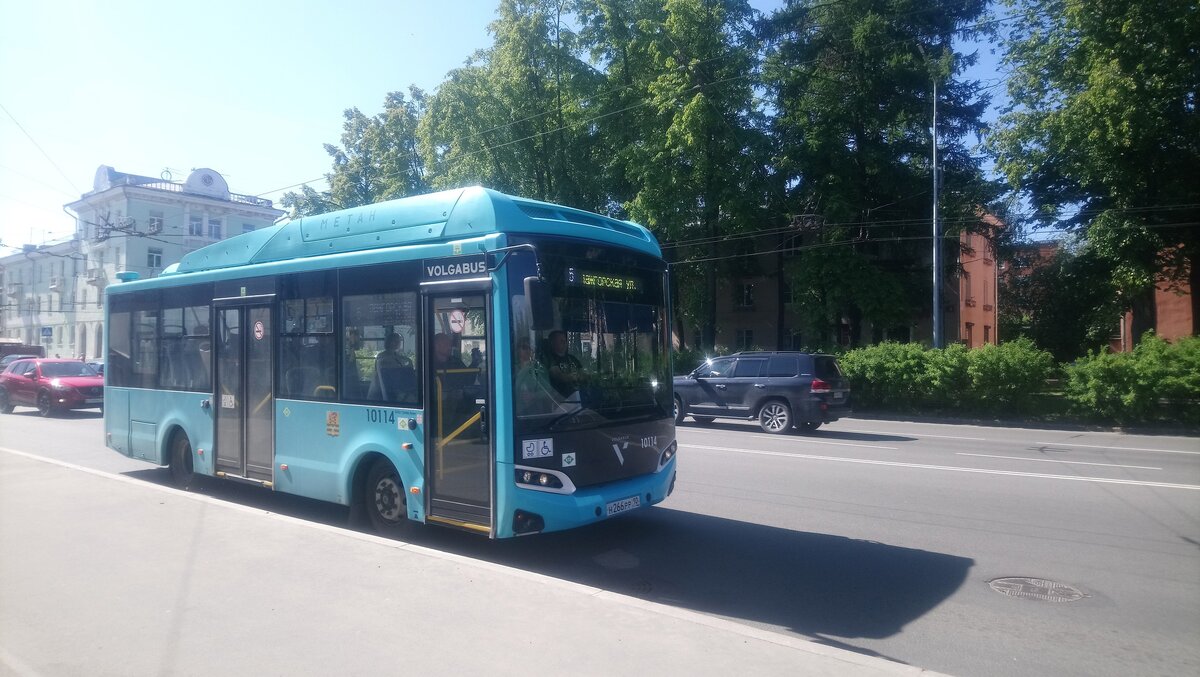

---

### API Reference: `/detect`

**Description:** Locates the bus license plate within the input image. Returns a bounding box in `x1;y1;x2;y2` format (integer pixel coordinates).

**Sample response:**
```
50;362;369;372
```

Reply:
605;495;641;517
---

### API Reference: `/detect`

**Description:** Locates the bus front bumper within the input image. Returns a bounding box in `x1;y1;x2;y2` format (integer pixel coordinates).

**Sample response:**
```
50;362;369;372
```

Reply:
500;457;677;537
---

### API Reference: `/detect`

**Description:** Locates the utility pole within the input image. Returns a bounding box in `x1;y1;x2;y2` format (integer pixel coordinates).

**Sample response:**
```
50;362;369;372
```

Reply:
931;78;943;349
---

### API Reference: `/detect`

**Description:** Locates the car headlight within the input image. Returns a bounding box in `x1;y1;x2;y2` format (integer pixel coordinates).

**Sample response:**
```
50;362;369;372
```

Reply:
50;379;71;390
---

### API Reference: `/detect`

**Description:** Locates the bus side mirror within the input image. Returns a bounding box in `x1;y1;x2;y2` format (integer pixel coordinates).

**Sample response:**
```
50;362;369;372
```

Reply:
525;277;554;331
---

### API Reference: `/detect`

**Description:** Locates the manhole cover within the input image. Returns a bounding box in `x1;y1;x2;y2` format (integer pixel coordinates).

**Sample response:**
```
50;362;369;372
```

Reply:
988;577;1087;602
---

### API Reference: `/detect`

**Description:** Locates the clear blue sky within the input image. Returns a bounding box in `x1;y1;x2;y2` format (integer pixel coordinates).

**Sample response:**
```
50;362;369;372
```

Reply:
0;0;1003;252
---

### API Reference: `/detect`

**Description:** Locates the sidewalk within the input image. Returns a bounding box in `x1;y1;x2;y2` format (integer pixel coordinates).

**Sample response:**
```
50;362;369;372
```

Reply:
0;449;946;677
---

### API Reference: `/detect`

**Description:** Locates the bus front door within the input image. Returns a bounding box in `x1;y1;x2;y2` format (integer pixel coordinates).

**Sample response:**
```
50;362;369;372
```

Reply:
214;304;275;484
425;293;492;534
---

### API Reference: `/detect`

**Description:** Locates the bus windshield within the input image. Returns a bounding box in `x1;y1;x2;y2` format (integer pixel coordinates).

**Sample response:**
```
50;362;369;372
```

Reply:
510;242;671;433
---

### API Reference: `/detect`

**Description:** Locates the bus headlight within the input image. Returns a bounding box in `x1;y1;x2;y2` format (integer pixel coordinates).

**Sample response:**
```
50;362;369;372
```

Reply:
516;469;563;490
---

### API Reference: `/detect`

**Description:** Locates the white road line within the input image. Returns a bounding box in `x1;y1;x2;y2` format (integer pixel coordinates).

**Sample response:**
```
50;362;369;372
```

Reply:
682;443;1200;491
956;453;1162;470
837;429;988;442
745;434;898;450
1034;441;1200;455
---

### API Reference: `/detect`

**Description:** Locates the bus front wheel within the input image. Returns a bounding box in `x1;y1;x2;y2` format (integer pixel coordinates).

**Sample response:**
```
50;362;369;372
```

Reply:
365;459;409;536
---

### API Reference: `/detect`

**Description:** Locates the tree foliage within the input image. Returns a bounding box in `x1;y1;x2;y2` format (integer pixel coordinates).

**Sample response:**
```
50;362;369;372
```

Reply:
763;0;997;346
989;0;1200;335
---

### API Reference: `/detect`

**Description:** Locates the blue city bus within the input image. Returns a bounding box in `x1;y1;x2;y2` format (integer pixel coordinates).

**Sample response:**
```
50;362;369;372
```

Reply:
104;187;676;537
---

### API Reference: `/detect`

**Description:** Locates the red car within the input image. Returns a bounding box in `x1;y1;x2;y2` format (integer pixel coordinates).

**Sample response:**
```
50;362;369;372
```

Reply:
0;358;104;417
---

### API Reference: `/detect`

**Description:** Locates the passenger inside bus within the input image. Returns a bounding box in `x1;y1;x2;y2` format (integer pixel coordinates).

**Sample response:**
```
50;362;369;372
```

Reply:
369;332;415;402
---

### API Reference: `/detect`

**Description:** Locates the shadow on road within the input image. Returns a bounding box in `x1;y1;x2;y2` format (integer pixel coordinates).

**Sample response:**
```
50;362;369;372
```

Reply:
124;466;972;645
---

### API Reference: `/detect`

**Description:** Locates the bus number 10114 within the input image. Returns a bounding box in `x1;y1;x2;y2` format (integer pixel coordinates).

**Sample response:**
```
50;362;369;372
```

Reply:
366;408;397;425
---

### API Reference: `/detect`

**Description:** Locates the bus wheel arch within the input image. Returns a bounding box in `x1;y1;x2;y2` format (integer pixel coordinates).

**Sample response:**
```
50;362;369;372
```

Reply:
167;427;196;489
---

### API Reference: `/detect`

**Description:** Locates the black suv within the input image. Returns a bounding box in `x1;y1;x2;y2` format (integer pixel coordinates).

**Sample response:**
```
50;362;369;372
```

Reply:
673;352;851;433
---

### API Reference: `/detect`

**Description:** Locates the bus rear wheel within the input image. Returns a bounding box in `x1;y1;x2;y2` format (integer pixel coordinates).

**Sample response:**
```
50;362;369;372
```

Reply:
365;459;409;536
169;431;196;489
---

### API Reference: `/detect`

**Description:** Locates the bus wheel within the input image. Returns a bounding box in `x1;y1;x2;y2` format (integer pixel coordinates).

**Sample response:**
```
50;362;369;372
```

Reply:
365;459;408;536
169;432;196;489
674;396;686;425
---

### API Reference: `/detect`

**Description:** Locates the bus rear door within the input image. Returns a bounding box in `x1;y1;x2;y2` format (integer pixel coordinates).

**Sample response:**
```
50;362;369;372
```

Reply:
213;301;275;484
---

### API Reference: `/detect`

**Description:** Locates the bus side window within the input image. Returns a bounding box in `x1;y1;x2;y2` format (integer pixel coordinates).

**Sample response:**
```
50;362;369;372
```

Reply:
341;285;418;406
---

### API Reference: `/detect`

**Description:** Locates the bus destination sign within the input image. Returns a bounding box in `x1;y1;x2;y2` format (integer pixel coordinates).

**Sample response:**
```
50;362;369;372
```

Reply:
566;267;641;292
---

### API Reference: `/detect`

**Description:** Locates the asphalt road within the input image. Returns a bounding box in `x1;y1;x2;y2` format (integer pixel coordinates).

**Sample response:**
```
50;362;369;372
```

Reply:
1;410;1197;677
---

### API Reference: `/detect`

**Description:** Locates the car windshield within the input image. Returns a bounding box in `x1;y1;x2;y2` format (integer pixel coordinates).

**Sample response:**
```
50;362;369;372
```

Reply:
40;362;99;378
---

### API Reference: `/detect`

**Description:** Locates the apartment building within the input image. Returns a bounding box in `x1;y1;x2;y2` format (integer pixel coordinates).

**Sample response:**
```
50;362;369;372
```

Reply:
1;166;283;358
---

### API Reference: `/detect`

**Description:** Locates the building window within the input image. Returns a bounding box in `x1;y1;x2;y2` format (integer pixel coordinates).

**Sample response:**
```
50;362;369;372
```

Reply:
208;218;223;239
781;235;802;258
983;325;991;344
783;329;803;350
781;281;794;305
242;223;255;234
735;329;754;350
189;215;203;236
735;282;755;309
964;322;974;347
148;211;164;234
147;248;163;270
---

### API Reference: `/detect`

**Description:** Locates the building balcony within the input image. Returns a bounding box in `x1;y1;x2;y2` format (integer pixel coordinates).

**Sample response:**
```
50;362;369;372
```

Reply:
963;298;977;307
49;276;65;292
85;268;105;285
983;304;994;312
5;283;22;298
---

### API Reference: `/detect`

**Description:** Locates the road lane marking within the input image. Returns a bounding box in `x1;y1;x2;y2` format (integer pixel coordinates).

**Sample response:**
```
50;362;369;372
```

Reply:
681;443;1200;491
837;429;987;442
956;453;1162;470
745;434;898;450
1034;441;1200;455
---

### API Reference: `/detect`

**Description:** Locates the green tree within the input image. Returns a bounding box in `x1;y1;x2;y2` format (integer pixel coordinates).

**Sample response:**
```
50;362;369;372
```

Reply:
989;0;1200;340
999;237;1125;362
281;88;430;217
418;0;605;208
579;0;769;349
763;0;997;347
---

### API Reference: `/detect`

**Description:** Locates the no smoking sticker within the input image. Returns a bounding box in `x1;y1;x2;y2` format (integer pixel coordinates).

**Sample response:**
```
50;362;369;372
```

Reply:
449;309;466;334
253;320;265;341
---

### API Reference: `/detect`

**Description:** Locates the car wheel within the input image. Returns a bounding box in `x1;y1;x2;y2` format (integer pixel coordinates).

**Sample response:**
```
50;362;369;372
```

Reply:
37;392;55;418
758;401;792;434
673;396;686;425
0;389;12;414
365;458;409;536
692;415;715;425
799;421;821;433
169;432;196;489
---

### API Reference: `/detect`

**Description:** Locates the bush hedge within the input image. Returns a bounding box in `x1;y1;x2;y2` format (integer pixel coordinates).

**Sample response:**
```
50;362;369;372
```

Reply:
1063;334;1200;425
839;339;1057;417
670;334;1197;426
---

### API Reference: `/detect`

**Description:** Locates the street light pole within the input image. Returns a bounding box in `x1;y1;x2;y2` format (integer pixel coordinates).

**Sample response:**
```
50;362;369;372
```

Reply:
931;77;943;349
